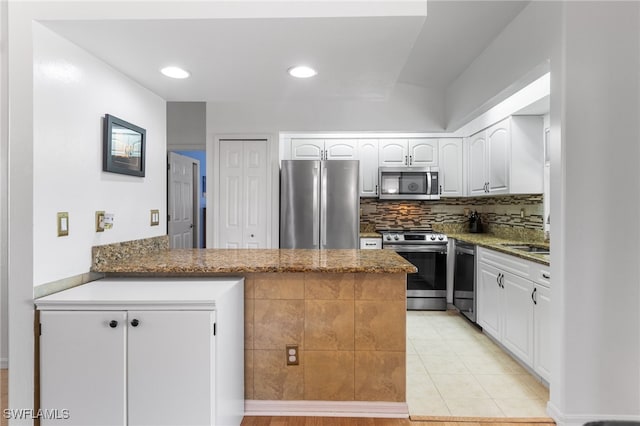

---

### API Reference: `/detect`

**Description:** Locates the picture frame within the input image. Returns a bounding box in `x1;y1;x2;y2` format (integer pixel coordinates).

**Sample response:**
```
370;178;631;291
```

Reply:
103;114;146;177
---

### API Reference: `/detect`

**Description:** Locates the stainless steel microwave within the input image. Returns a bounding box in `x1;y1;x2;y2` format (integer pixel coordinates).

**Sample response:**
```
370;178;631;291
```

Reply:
378;167;440;200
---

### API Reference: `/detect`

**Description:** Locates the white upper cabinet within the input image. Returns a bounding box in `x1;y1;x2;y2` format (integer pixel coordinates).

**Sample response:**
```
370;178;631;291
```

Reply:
468;132;488;196
358;139;379;197
379;138;438;167
408;139;438;167
465;116;543;196
325;139;358;160
438;138;463;197
291;139;357;161
291;139;324;160
378;139;408;166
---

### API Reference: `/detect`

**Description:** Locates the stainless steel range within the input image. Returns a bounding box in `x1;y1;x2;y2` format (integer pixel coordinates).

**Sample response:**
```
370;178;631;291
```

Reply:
381;230;448;310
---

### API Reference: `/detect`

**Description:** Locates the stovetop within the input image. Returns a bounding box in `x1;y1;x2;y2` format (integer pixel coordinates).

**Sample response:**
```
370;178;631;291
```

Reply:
379;230;448;244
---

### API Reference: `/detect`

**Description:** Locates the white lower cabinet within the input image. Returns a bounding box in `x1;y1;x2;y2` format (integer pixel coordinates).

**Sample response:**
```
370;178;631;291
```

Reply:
477;247;550;382
533;283;552;380
36;278;244;426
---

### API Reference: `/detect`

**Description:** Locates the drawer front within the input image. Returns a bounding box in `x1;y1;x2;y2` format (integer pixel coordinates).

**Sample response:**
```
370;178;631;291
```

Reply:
478;247;531;279
531;262;551;287
360;237;382;249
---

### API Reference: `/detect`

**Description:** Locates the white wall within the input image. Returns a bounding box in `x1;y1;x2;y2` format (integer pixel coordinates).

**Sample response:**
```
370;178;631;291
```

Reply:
445;2;557;131
549;2;640;422
206;82;445;134
0;0;8;369
450;2;640;424
32;23;167;287
167;102;206;150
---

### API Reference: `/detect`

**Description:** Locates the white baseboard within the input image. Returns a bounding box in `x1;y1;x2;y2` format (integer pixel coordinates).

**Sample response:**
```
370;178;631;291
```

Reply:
244;400;409;418
0;357;6;369
547;400;640;426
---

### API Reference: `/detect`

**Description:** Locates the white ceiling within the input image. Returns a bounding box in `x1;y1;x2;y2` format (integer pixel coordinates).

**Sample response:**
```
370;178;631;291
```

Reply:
43;1;529;104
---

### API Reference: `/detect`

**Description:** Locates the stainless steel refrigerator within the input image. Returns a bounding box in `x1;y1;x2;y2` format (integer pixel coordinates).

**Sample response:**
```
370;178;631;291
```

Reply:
280;160;359;249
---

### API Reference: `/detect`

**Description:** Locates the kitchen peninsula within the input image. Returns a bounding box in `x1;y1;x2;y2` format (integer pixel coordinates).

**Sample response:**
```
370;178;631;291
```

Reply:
91;237;417;416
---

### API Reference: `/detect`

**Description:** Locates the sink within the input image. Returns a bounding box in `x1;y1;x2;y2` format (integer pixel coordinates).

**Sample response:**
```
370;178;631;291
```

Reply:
501;244;550;255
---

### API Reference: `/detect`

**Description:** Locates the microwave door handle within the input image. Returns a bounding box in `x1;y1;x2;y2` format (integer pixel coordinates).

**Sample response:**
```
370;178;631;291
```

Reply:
426;171;432;195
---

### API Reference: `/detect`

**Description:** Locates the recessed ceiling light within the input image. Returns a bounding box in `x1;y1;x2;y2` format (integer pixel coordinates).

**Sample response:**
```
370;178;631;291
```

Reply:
160;66;190;79
288;65;317;79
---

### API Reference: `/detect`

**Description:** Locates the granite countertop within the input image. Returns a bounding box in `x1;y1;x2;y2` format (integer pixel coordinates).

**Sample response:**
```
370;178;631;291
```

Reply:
92;248;417;274
360;232;382;238
448;232;550;265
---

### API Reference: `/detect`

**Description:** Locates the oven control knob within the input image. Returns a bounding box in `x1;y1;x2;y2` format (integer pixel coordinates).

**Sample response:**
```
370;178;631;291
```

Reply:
430;235;436;241
438;235;444;241
385;235;391;241
393;235;400;241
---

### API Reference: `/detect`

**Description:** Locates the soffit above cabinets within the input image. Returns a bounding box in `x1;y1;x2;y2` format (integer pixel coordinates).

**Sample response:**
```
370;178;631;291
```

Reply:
39;1;530;104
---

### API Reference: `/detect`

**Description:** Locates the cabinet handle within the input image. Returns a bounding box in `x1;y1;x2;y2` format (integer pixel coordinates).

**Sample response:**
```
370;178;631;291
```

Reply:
131;319;140;327
375;184;378;195
542;272;551;279
439;185;442;194
532;288;537;305
325;150;328;160
404;155;408;165
109;320;118;328
496;273;501;287
409;155;413;165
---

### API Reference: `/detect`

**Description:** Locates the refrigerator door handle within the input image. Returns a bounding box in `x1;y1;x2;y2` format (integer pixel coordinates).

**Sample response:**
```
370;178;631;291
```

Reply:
321;163;328;247
313;165;319;246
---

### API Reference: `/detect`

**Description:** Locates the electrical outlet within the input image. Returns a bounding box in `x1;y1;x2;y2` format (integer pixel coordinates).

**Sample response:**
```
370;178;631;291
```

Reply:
520;208;525;218
286;344;299;366
96;211;105;232
150;209;160;226
57;212;69;237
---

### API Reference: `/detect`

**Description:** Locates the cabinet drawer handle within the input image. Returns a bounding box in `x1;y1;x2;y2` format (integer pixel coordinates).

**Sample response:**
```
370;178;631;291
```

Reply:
131;319;140;327
109;320;118;328
532;287;537;305
542;273;551;279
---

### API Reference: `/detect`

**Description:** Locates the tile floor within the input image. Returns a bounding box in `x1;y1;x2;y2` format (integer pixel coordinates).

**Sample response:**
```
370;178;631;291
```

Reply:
406;310;550;417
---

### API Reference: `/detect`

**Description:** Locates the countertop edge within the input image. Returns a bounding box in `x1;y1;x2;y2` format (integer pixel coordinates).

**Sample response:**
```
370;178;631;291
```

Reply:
449;233;550;266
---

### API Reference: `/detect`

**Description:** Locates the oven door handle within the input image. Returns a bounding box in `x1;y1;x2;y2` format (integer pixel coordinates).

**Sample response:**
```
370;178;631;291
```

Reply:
384;245;447;253
455;247;475;256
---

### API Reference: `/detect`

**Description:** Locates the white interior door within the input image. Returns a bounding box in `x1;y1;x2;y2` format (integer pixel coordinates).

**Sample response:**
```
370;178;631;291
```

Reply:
243;141;268;248
219;140;268;248
168;152;196;248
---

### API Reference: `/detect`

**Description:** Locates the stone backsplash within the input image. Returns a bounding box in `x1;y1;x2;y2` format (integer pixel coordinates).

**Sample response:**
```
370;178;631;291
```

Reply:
360;194;545;241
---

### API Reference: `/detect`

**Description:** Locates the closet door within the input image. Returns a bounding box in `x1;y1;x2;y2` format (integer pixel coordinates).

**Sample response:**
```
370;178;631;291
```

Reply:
219;140;268;248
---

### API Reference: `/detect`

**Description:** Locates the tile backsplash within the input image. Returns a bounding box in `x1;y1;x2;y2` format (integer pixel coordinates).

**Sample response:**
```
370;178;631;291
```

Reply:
360;194;545;241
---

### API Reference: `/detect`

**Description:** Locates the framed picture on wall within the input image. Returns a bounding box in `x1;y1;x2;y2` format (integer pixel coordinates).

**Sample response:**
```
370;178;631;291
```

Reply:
103;114;146;177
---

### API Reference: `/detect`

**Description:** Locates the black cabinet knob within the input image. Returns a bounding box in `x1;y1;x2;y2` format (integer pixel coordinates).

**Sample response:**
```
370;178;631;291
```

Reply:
131;319;139;327
109;320;118;328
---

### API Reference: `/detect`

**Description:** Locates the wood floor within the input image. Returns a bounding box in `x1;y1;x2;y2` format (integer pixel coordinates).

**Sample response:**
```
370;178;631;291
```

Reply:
241;417;555;426
0;370;553;426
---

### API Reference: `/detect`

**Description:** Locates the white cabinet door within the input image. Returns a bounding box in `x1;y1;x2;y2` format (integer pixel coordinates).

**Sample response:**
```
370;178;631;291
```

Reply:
534;284;552;382
128;310;215;426
219;140;268;248
438;139;463;197
291;139;324;160
379;139;408;166
358;139;379;197
325;139;357;160
467;132;488;196
40;311;127;426
408;139;438;167
477;263;501;340
486;119;510;194
501;271;534;365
